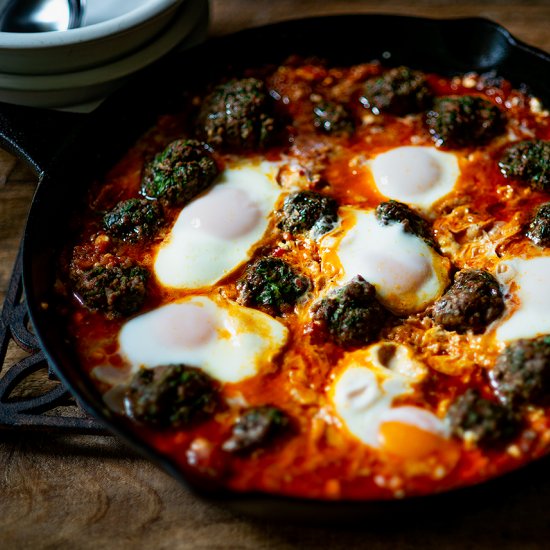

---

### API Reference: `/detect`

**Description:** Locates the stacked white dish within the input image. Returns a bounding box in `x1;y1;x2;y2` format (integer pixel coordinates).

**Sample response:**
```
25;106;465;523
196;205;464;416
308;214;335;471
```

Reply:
0;0;209;110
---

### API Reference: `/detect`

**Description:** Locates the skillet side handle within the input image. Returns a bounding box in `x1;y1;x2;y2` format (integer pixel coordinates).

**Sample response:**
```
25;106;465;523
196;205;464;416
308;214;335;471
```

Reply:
0;102;88;179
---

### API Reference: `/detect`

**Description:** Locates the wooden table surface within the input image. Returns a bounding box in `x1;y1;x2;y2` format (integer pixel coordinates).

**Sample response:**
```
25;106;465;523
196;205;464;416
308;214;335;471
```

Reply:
1;1;549;548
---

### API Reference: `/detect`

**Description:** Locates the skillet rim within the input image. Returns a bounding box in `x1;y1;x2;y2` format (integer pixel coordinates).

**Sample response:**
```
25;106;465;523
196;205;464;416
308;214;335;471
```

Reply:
19;13;550;519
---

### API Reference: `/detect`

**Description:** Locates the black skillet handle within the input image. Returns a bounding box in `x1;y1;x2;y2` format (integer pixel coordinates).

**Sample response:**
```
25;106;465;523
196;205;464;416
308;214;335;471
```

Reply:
0;101;88;179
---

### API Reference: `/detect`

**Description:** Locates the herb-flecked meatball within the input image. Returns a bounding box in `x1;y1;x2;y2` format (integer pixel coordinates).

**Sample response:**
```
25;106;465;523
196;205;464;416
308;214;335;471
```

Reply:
197;78;276;151
499;140;550;191
527;203;550;247
312;100;354;134
311;275;389;347
222;406;289;453
425;95;505;148
360;66;432;116
432;269;504;334
278;190;339;238
237;257;310;315
103;198;163;242
141;139;218;205
72;262;148;318
124;365;217;427
376;200;436;248
490;336;550;406
446;389;520;446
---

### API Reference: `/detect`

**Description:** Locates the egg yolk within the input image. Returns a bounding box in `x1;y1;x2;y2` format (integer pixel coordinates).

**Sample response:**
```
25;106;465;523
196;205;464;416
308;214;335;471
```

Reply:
368;146;460;209
154;303;216;348
374;147;442;195
366;251;432;294
378;421;447;459
184;187;261;239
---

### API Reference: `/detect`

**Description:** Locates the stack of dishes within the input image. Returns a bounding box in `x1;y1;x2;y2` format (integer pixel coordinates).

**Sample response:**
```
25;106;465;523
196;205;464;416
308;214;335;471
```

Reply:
0;0;209;110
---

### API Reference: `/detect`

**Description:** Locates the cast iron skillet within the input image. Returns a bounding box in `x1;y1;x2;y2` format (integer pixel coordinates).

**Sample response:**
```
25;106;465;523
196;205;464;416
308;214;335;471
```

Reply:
3;15;550;522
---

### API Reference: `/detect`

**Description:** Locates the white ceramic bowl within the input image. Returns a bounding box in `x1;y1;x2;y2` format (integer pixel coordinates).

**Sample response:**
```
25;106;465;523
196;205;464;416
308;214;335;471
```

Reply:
0;0;208;109
0;0;184;75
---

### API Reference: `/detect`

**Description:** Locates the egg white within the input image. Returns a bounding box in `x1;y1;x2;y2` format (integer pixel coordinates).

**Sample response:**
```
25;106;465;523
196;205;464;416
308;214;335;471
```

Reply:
331;343;448;448
118;296;288;383
320;208;449;315
154;159;283;289
495;256;550;341
369;146;460;211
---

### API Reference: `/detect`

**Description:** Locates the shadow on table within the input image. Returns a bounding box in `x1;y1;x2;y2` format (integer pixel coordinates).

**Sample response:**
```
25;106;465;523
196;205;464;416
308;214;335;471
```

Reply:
0;430;136;460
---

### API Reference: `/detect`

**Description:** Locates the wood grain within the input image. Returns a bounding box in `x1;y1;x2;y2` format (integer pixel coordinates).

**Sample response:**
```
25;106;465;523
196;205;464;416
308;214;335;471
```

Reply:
1;1;549;548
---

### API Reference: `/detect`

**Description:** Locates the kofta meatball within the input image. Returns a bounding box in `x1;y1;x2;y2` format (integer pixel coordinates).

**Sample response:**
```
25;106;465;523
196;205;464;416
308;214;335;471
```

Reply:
446;389;520;446
431;269;504;334
124;364;218;428
425;95;505;148
312;100;354;134
375;200;436;248
196;78;276;151
490;336;550;406
237;257;310;316
359;66;432;116
278;190;339;238
311;275;389;347
222;406;289;453
141;139;218;206
103;198;163;242
526;203;550;247
499;140;550;191
72;262;148;318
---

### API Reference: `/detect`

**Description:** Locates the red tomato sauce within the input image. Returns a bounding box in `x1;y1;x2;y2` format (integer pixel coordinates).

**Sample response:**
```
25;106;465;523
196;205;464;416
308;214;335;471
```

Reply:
56;60;550;500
